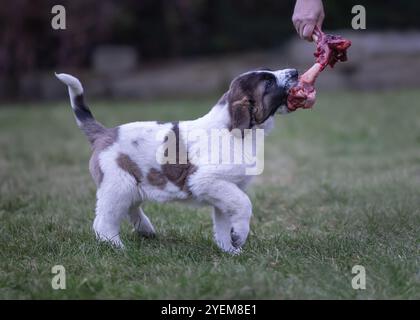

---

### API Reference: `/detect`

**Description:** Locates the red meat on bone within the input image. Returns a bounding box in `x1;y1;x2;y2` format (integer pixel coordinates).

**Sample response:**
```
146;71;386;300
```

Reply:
287;27;351;111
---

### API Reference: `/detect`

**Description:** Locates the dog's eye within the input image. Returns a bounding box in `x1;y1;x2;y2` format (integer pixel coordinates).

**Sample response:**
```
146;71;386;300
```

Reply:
266;79;275;89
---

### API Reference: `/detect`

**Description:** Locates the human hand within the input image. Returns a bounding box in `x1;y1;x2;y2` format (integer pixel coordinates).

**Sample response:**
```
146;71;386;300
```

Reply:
292;0;325;41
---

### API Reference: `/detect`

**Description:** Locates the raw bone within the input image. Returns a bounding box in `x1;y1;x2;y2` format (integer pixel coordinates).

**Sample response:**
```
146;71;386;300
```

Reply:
287;27;351;111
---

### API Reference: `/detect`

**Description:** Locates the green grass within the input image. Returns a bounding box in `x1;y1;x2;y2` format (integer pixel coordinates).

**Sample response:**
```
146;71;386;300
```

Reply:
0;90;419;299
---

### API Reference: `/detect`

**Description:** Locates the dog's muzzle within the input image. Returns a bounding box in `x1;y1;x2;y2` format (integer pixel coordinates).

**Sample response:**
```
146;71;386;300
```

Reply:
285;69;299;90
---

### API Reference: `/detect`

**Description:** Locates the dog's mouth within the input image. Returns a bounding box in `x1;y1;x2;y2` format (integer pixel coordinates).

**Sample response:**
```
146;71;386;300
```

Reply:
286;79;299;94
287;81;316;112
276;77;299;114
285;68;319;112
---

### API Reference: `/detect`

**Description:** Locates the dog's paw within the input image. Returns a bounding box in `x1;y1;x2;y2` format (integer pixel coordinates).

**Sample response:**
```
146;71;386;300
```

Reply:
132;227;156;238
230;228;246;249
219;244;242;255
133;215;156;238
214;239;242;255
96;234;125;249
227;246;242;255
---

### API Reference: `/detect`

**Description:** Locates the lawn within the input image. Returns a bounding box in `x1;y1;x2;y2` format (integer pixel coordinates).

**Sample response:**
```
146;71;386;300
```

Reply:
0;90;419;299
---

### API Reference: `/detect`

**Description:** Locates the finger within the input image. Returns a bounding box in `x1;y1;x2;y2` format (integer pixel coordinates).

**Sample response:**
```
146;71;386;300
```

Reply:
293;19;302;36
302;24;315;41
298;22;306;39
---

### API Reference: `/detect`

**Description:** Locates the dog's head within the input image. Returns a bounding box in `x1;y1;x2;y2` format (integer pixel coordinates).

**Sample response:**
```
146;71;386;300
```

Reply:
226;68;298;132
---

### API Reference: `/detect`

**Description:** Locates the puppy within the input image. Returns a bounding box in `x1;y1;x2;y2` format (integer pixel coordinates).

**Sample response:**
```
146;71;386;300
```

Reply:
56;68;298;253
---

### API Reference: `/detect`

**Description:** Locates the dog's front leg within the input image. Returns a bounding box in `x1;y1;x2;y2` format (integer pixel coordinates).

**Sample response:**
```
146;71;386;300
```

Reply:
212;207;236;253
200;181;252;254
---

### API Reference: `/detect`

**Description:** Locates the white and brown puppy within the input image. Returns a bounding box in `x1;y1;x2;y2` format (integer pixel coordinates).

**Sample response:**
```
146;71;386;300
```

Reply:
56;68;298;254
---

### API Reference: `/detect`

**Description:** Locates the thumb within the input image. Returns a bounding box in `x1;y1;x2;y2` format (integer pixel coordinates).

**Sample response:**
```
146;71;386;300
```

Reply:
302;24;315;41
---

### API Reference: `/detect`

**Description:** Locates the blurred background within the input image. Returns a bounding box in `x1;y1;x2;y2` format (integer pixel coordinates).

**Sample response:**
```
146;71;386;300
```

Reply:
1;0;420;102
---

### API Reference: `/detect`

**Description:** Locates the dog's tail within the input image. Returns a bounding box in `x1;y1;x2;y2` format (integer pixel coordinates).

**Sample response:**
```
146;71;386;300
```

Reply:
55;73;106;144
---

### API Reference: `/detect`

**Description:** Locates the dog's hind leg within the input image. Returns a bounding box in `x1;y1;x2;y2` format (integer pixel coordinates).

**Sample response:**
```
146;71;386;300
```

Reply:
129;206;156;238
93;201;126;248
93;180;139;248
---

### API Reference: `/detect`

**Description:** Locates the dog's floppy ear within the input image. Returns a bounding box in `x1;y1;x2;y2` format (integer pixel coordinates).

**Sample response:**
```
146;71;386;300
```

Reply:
227;81;252;133
229;97;252;132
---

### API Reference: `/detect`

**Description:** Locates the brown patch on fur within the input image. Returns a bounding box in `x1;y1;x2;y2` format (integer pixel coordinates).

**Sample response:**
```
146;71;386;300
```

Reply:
147;168;168;188
161;122;197;193
117;153;143;183
229;96;252;132
89;127;119;187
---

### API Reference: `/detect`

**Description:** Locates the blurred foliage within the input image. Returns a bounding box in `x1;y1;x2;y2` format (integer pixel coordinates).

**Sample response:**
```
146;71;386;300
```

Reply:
0;0;419;97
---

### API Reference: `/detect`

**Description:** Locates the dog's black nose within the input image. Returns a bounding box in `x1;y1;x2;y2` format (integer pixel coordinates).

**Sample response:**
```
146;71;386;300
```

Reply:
288;69;298;79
